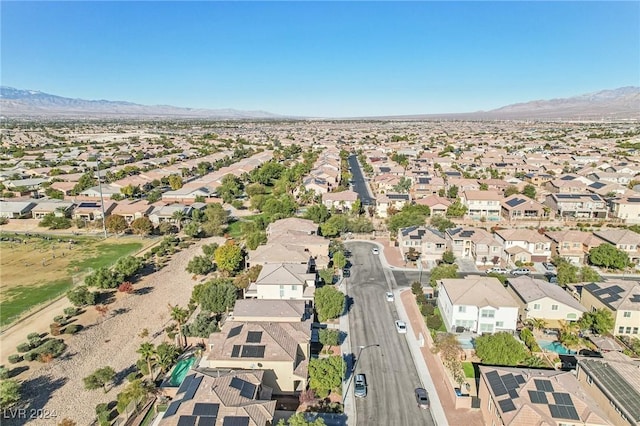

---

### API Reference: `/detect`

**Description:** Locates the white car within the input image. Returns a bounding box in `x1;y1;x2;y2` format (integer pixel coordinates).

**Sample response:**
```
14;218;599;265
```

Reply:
372;248;380;255
486;267;509;275
386;292;394;302
511;268;531;276
395;320;407;334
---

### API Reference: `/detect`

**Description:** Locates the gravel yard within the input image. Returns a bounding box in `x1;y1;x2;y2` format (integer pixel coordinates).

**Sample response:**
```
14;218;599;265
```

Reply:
5;236;223;426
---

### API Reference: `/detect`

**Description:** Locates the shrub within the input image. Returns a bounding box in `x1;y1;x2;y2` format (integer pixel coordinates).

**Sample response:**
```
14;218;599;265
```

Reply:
31;338;67;361
426;315;442;330
126;372;140;382
65;324;82;334
26;332;40;341
23;351;38;362
411;281;423;296
16;343;31;353
64;307;79;317
0;366;9;380
95;403;109;415
8;354;22;364
54;315;67;325
118;281;134;294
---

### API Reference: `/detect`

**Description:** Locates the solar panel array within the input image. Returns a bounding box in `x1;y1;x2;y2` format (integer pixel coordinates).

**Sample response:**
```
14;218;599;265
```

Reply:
528;390;548;405
192;403;220;417
241;345;265;358
552;392;573;406
549;404;580;420
498;399;517;413
197;417;216;426
231;345;241;358
183;376;203;401
505;197;525;208
582;359;640;422
222;417;251;426
534;379;554;392
487;371;522;397
164;401;181;418
177;415;197;426
230;377;258;399
246;331;263;343
177;374;195;394
227;325;243;338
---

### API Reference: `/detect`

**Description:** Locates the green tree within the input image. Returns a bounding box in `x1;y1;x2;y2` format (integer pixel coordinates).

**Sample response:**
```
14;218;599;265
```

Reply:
332;251;347;270
183;311;219;337
137;342;156;379
168;174;183;190
0;379;21;408
522;184;537;199
130;217;154;236
430;215;455;232
186;255;214;275
308;355;344;398
581;309;615;334
218;174;244;203
245;231;267;250
442;250;456;264
579;265;601;282
193;279;237;315
393;177;412;193
304;204;331;224
67;286;97;306
429;264;458;287
277;413;326;426
474;332;527;366
588;244;630;270
447;185;459;199
155;342;181;373
72;172;97;195
85;266;123;289
183;221;202;238
83;366;116;393
315;286;345;322
169;305;189;348
214;242;244;276
318;268;335;285
202;203;229;236
113;256;143;279
172;210;187;232
319;329;341;353
446;199;467;217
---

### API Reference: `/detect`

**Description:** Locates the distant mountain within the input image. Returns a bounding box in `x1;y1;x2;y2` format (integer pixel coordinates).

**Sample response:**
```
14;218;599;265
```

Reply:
0;87;285;119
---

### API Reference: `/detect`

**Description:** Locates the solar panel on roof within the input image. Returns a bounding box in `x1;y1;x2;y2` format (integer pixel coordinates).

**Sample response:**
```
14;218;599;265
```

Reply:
222;417;251;426
499;399;517;413
582;359;640;422
183;376;203;401
231;345;241;358
230;377;243;390
192;403;219;417
552;392;574;406
239;381;257;399
197;417;216;426
177;374;195;394
228;325;243;338
550;404;580;420
164;401;181;418
508;389;519;399
515;375;525;384
505;198;525;207
241;345;265;358
486;371;508;396
528;390;548;404
177;416;198;426
501;374;519;390
534;379;554;392
246;331;263;343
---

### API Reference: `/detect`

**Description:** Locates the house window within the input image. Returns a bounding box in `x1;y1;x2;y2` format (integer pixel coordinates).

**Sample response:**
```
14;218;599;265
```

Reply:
480;323;494;332
481;310;495;318
624;311;631;318
495;321;504;327
533;304;541;310
458;306;466;313
291;285;297;291
551;305;559;311
633;327;638;334
619;326;625;334
626;327;632;334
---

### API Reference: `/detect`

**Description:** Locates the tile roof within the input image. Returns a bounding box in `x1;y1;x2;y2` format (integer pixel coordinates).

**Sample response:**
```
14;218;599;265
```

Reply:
439;277;519;308
508;276;586;312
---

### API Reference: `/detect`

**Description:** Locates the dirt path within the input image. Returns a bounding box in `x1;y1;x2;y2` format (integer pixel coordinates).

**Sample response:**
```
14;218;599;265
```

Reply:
2;236;224;426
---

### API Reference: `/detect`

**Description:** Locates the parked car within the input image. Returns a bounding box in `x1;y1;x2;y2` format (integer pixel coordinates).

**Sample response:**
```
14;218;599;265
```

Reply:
542;262;556;272
343;268;351;277
386;292;394;302
511;268;531;276
395;320;407;334
372;248;379;255
415;388;430;409
545;272;558;284
487;267;509;275
354;374;367;398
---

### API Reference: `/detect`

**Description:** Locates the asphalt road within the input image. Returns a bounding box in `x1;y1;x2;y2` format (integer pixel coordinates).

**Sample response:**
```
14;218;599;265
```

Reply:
347;154;376;205
345;241;435;426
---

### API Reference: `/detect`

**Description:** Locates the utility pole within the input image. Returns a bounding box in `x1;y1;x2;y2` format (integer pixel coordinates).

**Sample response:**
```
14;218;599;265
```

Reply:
343;343;380;403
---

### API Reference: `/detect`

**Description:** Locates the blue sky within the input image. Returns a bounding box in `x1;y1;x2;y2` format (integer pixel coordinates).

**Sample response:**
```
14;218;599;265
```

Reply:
2;1;639;117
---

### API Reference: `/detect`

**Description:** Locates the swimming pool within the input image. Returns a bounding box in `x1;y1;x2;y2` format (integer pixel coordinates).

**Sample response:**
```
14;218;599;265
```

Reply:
537;339;576;355
169;356;196;386
457;337;475;350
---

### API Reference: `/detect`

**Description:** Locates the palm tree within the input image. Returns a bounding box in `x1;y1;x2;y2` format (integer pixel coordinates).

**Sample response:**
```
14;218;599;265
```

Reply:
137;342;157;379
172;210;186;232
527;318;547;332
558;320;580;348
169;304;189;348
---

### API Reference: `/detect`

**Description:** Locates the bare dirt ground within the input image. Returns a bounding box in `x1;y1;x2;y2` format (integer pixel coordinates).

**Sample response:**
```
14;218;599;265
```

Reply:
1;235;224;426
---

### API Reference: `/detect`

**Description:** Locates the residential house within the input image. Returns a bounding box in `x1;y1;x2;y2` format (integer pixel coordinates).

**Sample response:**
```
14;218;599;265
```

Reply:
507;276;586;324
524;172;554;187
301;176;330;196
397;226;447;263
159;370;276;426
581;281;640;337
593;229;640;264
576;355;640;426
72;201;116;221
244;263;316;302
149;204;193;226
207;300;311;393
110;200;154;223
410;175;446;199
247;244;320;269
501;194;551;221
494;228;552;264
436;277;519;334
545;175;591;194
479;365;612;426
375;193;410;218
545;229;604;265
415;195;451;217
446;227;503;265
460;190;503;221
322;190;359;213
545;193;608;219
610;196;640;224
0;200;36;219
30;201;75;219
266;218;318;238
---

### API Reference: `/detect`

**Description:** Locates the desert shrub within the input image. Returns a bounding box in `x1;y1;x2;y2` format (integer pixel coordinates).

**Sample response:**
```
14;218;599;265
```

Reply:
53;315;67;325
118;281;134;294
426;315;442;330
23;351;38;362
27;333;42;348
31;338;67;361
0;366;9;379
16;343;31;353
8;354;22;364
126;372;141;382
64;307;80;317
65;324;82;334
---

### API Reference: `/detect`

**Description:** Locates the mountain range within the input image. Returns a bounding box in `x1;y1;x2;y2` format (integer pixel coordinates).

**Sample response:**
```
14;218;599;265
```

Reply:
1;86;638;120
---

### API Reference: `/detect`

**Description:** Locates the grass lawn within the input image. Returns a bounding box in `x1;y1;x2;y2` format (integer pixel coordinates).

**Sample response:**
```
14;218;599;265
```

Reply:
225;214;267;240
433;307;448;332
462;362;475;378
0;235;146;326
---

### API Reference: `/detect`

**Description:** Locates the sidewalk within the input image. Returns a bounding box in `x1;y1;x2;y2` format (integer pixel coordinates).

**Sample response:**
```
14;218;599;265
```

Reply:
339;279;356;426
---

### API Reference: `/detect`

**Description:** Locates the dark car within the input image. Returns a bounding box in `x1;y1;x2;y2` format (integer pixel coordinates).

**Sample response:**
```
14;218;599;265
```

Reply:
343;268;351;277
415;387;430;409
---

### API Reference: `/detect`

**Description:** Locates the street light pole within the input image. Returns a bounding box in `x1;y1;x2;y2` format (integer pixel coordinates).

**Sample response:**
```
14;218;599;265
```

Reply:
96;157;108;239
343;343;380;403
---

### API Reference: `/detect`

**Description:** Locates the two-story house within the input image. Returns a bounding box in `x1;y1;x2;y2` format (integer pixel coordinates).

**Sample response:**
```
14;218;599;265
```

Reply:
245;263;316;302
545;193;608;219
544;229;604;265
375;193;410;218
460;190;503;221
501;194;550;221
446;227;503;265
610;196;640;224
593;229;640;264
581;281;640;337
507;276;586;324
493;228;552;264
397;226;447;263
414;195;451;217
437;277;519;334
322;190;359;213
